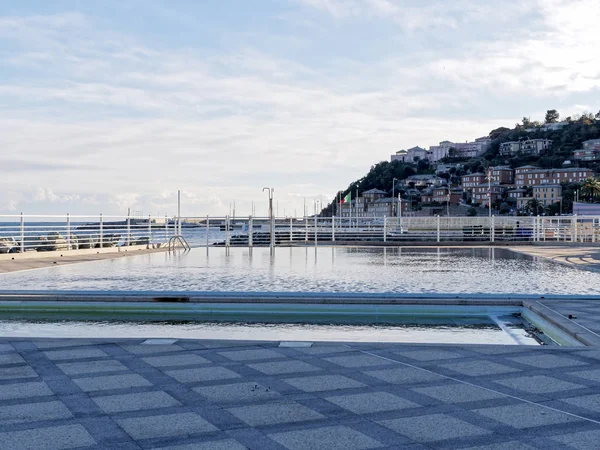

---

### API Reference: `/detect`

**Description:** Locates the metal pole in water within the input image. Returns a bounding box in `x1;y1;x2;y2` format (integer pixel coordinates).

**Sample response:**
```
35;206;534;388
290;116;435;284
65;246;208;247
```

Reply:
126;209;131;246
66;213;71;250
225;215;230;247
289;216;293;242
436;215;440;243
206;215;210;247
100;214;104;247
314;213;318;247
248;215;253;248
20;213;24;253
332;215;335;242
304;215;308;243
148;215;152;247
164;214;167;242
383;216;387;243
177;190;181;235
491;215;495;243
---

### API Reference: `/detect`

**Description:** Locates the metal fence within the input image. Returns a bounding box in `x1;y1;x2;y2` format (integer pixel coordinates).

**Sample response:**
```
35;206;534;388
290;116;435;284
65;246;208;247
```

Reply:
1;213;598;253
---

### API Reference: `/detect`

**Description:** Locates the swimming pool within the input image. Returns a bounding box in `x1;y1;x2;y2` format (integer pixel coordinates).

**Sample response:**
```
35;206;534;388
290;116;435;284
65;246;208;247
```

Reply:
0;246;598;295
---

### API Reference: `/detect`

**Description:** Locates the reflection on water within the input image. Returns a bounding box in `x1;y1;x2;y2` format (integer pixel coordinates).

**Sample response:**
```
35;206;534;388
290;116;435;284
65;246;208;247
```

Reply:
0;246;597;295
0;319;538;345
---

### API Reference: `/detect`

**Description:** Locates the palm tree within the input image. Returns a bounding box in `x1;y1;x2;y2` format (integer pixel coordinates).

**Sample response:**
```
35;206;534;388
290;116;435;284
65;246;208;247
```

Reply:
527;198;544;215
581;177;600;202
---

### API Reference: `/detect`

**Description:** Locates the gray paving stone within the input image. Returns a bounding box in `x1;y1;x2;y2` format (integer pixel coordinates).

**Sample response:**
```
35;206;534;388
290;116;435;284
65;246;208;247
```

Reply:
0;381;54;400
0;400;72;424
465;442;538;450
142;354;211;367
0;353;25;365
73;373;152;392
44;348;108;361
219;348;283;361
142;339;178;345
33;341;93;350
508;354;588;369
440;360;520;377
122;344;184;355
474;403;581;429
194;381;279;403
228;401;324;426
550;429;600;450
294;345;353;355
413;383;505;403
365;367;445;384
0;424;96;450
0;365;38;380
394;349;465;361
493;375;585;394
269;425;382;450
560;393;600;412
166;367;240;383
92;390;182;413
152;439;248;450
0;343;15;352
568;368;600;383
248;360;320;375
324;354;391;368
284;374;365;392
465;346;530;355
378;413;491;442
57;359;129;375
326;391;419;414
117;412;218;440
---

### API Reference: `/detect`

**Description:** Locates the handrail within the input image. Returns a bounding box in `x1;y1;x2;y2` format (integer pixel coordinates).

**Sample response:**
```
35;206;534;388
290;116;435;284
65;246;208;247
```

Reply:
168;235;191;251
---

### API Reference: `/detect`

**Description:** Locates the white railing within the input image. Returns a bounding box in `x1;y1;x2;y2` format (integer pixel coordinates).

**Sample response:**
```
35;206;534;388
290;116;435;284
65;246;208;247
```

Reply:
0;213;597;253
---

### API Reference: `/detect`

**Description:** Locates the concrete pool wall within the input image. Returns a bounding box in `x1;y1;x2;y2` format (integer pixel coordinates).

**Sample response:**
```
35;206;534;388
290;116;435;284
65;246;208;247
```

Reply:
0;291;596;346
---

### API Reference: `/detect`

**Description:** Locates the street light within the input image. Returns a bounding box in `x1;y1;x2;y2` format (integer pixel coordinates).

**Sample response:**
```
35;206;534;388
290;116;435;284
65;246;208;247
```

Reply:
263;187;274;251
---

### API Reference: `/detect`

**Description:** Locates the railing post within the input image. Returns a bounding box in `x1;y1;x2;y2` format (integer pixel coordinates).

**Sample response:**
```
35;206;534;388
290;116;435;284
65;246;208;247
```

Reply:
436;215;440;243
383;216;387;243
305;215;308;243
20;212;24;253
491;215;495;243
225;215;231;247
126;213;131;246
100;214;104;248
248;216;253;248
66;213;71;250
206;215;210;247
332;215;335;242
572;215;577;243
289;217;293;242
164;214;168;242
148;215;152;247
314;214;318;246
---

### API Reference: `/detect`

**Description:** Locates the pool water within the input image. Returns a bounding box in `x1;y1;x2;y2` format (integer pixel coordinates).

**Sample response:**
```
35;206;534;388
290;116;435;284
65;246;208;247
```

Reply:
0;247;599;295
0;318;540;345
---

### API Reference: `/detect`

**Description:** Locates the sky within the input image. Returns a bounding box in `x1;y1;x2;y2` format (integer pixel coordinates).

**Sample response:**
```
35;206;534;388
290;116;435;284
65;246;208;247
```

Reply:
1;0;599;218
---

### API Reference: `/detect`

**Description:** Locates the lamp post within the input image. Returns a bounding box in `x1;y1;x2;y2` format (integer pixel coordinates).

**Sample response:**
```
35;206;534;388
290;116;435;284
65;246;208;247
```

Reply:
263;187;274;252
392;178;398;216
355;184;359;228
398;193;402;231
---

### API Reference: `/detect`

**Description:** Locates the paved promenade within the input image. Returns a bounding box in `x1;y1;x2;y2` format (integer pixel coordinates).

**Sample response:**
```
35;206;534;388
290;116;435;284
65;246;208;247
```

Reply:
2;337;600;449
510;246;600;272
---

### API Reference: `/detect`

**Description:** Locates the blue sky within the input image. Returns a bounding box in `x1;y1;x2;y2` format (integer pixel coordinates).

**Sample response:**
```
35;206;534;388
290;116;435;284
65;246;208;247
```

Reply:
1;0;599;216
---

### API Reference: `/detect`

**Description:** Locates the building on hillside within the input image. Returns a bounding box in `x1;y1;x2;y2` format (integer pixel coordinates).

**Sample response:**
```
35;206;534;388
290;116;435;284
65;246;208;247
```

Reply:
488;166;514;184
472;183;506;207
435;163;463;174
533;184;562;207
506;188;527;202
403;174;445;188
499;139;552;156
517;167;593;187
514;165;539;186
461;173;485;192
338;189;410;219
428;141;453;162
574;139;600;162
391;146;428;163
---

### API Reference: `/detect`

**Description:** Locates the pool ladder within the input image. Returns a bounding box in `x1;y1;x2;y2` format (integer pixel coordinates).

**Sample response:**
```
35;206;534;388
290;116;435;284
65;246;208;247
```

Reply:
168;235;191;251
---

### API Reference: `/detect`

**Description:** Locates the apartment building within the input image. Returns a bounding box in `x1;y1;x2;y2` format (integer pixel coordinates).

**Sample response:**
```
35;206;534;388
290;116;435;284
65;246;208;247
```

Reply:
472;183;505;207
533;184;562;207
574;139;600;161
391;146;428;163
461;173;485;192
488;166;514;184
517;167;593;186
514;165;538;187
499;139;552;156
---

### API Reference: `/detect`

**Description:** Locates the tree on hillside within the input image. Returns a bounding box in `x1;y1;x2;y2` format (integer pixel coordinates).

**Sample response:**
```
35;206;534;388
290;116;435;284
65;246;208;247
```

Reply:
489;127;511;140
545;109;559;123
581;177;600;202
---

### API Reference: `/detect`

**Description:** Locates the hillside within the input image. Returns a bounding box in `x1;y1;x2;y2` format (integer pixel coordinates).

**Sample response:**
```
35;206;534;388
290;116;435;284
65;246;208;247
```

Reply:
322;111;600;216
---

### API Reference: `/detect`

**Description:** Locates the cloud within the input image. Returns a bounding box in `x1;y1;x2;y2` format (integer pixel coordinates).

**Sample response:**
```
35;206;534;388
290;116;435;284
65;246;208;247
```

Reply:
0;3;599;216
